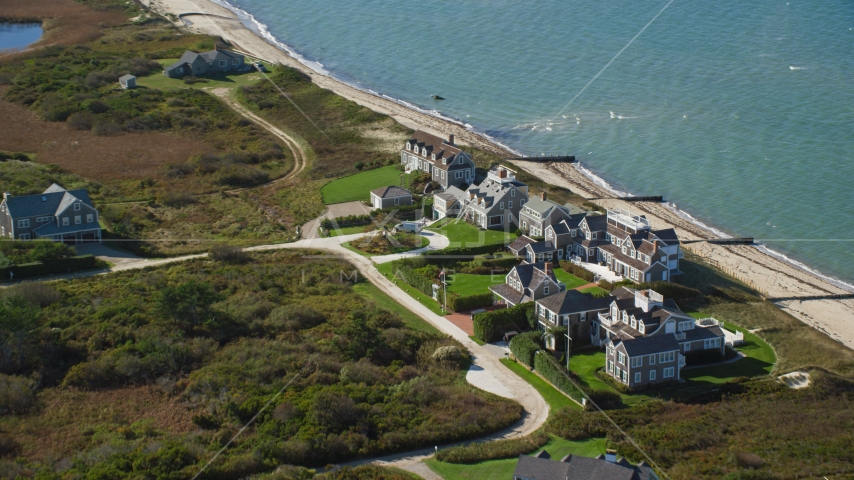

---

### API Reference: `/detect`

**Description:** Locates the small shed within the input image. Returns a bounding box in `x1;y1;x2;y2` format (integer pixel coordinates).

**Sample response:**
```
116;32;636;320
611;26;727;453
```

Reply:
119;74;137;89
370;186;413;210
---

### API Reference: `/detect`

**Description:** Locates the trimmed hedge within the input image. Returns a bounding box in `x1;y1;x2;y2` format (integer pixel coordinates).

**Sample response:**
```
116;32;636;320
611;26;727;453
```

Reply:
558;260;595;282
434;430;549;464
446;292;493;312
425;244;504;257
390;263;436;297
320;214;371;229
510;332;541;368
534;351;586;406
0;255;99;281
473;302;534;343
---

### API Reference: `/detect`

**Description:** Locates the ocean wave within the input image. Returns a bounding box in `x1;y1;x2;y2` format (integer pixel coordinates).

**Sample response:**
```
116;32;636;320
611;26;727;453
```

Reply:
754;244;854;293
789;66;806;71
573;162;630;197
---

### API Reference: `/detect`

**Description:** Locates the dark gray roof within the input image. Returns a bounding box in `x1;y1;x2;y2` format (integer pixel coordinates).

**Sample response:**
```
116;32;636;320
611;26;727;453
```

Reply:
33;221;100;236
508;235;536;254
614;334;680;357
405;130;462;162
682;325;725;342
526;241;557;254
583;214;608;232
371;186;412;199
651;228;679;246
119;74;135;81
549;222;570;235
514;453;649;480
512;262;559;289
4;184;94;219
537;290;613;315
489;283;526;305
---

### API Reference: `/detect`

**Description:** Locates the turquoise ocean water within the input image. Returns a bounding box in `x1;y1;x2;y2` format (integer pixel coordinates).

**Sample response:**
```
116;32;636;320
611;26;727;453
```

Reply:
215;0;854;287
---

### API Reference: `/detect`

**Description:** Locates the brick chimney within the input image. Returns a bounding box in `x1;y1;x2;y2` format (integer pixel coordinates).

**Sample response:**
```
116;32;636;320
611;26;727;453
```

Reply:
541;191;547;201
498;168;507;179
448;133;455;146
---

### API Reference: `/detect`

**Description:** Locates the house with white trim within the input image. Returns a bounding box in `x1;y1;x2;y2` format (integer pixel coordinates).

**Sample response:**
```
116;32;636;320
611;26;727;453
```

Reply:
460;166;528;230
0;184;101;244
489;262;564;306
401;131;475;190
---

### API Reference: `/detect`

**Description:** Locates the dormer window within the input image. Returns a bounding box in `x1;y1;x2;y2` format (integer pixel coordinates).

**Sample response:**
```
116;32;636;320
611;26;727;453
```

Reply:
74;203;81;211
442;158;447;165
639;322;645;334
431;154;436;160
406;143;412;150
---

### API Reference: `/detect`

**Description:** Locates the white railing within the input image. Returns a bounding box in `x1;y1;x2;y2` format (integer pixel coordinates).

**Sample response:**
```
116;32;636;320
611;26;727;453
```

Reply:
591;336;602;347
696;317;721;327
678;354;686;367
597;312;620;328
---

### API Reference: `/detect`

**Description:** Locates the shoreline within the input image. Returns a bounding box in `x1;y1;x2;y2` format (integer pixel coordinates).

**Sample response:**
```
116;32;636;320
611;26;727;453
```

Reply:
143;0;854;350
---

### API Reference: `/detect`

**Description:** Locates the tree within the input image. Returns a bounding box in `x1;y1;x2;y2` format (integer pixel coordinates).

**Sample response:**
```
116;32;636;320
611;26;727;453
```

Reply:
335;311;382;360
156;280;222;333
29;241;75;263
0;296;39;374
354;161;365;171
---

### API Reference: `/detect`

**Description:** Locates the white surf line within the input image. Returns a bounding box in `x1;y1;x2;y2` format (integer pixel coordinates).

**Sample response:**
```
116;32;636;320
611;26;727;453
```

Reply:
522;0;677;142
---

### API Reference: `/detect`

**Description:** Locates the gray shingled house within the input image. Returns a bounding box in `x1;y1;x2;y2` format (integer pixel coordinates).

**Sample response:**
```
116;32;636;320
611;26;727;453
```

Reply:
461;166;528;230
0;184;101;244
401;131;475;190
489;261;563;307
518;192;575;237
513;449;659;480
432;185;465;220
595;287;727;389
535;290;613;348
163;48;245;78
369;186;413;209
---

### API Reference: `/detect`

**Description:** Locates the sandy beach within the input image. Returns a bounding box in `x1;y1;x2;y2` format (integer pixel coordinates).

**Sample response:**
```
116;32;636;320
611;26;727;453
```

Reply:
144;0;854;351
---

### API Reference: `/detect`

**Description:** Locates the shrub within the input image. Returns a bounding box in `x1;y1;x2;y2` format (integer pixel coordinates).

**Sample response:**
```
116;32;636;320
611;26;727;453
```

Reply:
0;374;35;415
473;302;534;342
510;332;541;367
446;292;493;312
434;430;549;463
535;351;586;406
431;345;467;369
558;260;595;282
0;255;99;282
91;121;122;136
161;191;198;208
209;244;249;264
66;111;94;130
1;282;61;307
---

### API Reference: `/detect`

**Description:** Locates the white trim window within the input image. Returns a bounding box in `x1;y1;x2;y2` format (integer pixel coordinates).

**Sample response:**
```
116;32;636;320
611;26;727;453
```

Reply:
649;369;656;381
19;233;30;240
74;203;81;211
87;214;94;223
658;351;675;363
75;216;81;225
684;342;691;351
631;356;642;368
634;372;641;383
617;352;625;365
608;360;614;374
544;286;549;295
36;216;52;223
18;219;30;228
63;217;70;226
621;370;628;383
663;367;675;378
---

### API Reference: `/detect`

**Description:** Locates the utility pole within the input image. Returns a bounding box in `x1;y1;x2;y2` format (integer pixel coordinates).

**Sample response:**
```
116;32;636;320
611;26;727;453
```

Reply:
566;333;572;369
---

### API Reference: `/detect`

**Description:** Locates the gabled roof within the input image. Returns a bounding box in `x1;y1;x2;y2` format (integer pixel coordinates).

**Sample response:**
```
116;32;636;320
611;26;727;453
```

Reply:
526;241;558;254
371;186;412;199
581;214;608;232
514;452;648;480
489;283;527;305
682;325;725;342
3;184;94;219
512;261;559;289
537;290;613;315
405;130;462;162
651;228;679;246
612;333;680;357
522;197;567;217
508;235;536;254
435;185;466;203
119;74;136;81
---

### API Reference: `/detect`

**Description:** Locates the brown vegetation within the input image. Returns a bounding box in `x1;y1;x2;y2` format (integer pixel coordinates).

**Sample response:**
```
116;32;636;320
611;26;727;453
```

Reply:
0;92;216;182
0;0;126;53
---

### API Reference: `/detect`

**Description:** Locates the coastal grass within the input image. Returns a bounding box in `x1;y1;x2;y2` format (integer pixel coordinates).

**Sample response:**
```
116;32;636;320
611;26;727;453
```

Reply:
321;165;410;204
426;436;606;480
427;217;513;248
446;273;505;296
552;268;590;289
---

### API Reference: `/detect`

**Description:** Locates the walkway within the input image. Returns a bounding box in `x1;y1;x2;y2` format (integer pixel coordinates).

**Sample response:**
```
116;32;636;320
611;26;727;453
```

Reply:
371;230;451;264
571;261;622;283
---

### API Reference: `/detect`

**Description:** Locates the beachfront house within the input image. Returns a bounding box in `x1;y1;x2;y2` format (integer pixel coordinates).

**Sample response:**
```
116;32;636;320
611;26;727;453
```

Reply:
518;192;575;237
507;213;586;263
432;185;465;220
369;186;413;209
460;166;528;230
534;290;613;347
489;261;564;307
401;131;475;190
513;449;659;480
163;48;246;78
0;184;102;244
593;287;726;389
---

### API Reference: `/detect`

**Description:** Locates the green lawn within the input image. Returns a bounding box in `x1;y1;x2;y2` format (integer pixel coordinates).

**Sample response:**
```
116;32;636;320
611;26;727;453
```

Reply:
681;325;776;384
376;262;446;315
578;286;610;297
352;282;441;335
552;268;591;289
427;218;513;248
426;436;606;480
321;165;410;204
135;58;274;91
446;273;504;296
500;359;580;412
